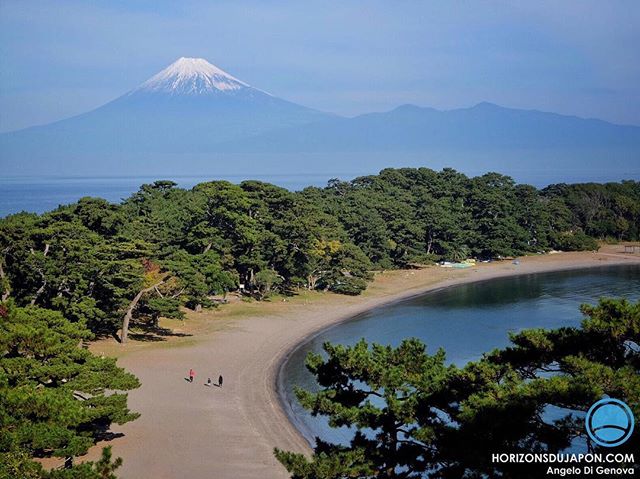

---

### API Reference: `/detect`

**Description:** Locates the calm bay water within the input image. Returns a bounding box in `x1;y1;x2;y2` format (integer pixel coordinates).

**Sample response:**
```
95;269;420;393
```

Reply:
280;265;640;446
0;174;336;217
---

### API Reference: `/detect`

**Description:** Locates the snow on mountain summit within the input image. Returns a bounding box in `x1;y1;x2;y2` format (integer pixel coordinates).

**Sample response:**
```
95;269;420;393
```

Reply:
132;57;253;95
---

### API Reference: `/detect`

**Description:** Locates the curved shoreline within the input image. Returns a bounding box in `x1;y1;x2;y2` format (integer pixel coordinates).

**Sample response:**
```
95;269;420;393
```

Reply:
97;248;639;479
275;260;640;448
275;261;640;447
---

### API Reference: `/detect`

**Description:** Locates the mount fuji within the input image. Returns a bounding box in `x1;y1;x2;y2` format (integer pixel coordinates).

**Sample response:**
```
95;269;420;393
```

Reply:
0;58;331;174
133;57;253;95
1;57;639;183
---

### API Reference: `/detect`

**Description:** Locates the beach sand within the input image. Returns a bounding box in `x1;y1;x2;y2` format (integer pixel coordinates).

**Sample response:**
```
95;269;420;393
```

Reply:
85;246;639;478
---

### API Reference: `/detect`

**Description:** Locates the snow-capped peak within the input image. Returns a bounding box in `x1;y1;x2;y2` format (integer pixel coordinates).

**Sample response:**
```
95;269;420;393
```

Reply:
133;57;251;95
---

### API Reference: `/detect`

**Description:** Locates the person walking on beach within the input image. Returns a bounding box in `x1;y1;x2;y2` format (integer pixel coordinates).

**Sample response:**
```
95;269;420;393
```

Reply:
218;374;223;388
189;368;195;383
206;377;212;387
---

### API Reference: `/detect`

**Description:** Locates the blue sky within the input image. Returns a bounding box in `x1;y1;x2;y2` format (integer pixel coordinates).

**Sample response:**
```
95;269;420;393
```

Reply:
1;0;639;132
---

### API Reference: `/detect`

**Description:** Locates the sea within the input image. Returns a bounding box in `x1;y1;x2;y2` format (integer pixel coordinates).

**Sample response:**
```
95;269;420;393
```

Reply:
280;265;640;447
2;167;636;218
0;174;337;217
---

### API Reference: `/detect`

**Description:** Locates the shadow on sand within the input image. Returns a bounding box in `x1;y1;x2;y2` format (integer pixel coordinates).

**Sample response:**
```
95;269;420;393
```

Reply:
127;324;193;342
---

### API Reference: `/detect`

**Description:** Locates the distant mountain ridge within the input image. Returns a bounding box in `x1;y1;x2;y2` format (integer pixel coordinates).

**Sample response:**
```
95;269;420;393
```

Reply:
1;57;639;183
225;102;640;152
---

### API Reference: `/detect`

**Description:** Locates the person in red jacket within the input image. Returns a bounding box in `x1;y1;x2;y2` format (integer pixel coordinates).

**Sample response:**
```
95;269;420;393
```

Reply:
189;368;195;383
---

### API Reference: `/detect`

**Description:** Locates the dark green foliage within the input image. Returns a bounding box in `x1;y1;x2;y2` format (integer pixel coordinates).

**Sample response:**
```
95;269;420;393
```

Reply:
0;302;139;478
0;170;636;336
276;299;640;478
305;169;637;266
552;230;599;251
46;447;122;479
468;173;527;258
253;269;283;300
275;338;454;478
542;181;640;243
1;444;123;479
142;297;184;323
327;276;368;296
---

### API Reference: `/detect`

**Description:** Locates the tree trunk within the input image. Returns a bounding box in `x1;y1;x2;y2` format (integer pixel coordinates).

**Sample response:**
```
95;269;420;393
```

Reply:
30;280;47;306
120;281;164;344
29;243;50;306
0;261;9;301
307;271;319;290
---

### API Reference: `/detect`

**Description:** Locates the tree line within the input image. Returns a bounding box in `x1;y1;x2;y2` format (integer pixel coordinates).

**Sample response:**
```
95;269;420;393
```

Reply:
0;168;638;477
1;169;638;340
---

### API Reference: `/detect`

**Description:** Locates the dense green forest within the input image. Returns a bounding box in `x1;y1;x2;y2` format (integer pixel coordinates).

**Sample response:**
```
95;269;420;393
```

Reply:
0;301;139;478
0;168;638;477
275;298;640;478
1;168;638;339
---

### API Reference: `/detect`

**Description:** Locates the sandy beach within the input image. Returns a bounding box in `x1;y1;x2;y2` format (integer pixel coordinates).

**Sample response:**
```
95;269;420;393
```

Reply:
86;246;640;478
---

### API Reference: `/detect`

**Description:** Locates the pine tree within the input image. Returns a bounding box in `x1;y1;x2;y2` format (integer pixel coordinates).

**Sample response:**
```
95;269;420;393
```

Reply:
0;302;139;477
